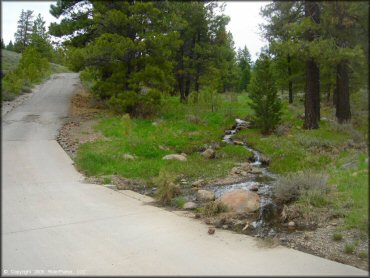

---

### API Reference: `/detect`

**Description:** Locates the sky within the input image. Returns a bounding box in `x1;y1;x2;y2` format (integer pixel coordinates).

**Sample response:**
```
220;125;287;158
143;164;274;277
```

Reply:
1;1;269;61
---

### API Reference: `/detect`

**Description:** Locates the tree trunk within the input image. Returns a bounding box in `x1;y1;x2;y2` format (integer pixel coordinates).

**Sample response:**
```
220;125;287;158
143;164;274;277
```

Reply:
304;58;320;129
178;42;186;102
335;61;351;123
303;1;320;129
287;54;293;103
326;83;331;103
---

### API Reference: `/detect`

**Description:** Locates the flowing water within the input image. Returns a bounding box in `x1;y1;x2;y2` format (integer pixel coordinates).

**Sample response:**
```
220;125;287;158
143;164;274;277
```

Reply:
141;118;280;237
203;119;279;237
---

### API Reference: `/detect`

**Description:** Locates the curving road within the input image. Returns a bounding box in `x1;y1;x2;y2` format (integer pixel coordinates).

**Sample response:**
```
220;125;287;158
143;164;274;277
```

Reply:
1;73;367;276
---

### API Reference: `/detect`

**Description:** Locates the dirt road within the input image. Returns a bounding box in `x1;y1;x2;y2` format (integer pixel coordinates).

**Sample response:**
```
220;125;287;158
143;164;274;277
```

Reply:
1;73;367;276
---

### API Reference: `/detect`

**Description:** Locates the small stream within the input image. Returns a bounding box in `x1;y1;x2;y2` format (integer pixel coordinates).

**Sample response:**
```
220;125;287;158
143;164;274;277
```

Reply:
196;119;279;237
140;118;280;237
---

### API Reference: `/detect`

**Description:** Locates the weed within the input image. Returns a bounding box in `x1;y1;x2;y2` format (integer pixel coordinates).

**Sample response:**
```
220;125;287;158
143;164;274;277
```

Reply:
172;196;187;208
273;171;328;204
344;244;355;254
332;233;343;241
358;251;368;259
203;201;228;217
153;171;180;205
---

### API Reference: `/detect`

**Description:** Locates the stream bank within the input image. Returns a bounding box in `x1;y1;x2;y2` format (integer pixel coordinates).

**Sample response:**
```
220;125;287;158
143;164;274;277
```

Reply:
57;96;369;271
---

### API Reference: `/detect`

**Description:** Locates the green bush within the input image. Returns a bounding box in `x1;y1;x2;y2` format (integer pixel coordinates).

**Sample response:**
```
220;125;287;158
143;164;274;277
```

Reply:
248;53;282;134
153;171;180;205
1;46;50;100
203;201;229;217
273;170;328;204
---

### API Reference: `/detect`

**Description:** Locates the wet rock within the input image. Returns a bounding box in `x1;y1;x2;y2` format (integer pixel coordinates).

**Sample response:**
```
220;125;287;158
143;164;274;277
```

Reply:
201;148;215;159
196;190;215;202
260;155;271;166
183;202;197;210
216;189;260;213
162;154;187;161
249;185;259;191
233;140;244;146
250;167;263;174
192;179;206;187
122;154;136;160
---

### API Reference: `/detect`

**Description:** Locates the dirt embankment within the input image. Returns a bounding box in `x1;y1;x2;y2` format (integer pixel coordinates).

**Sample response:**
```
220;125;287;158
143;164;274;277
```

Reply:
57;84;106;158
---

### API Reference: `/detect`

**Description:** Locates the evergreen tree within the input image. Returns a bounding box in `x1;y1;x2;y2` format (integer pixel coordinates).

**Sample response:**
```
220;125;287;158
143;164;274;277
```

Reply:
1;39;5;49
14;9;34;53
303;1;321;130
30;14;53;60
248;53;282;134
6;40;14;51
236;46;252;92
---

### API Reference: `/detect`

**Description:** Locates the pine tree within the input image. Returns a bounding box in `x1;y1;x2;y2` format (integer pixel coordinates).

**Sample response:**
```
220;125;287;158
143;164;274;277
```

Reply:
248;53;282;134
236;46;252;92
1;39;5;49
303;1;320;130
30;14;53;60
6;40;14;51
14;9;34;52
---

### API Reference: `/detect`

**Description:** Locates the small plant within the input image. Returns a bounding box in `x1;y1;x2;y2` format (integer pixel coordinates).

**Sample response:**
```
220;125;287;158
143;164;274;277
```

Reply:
358;251;368;259
153;171;180;205
344;244;355;254
203;201;228;217
273;171;328;204
332;233;343;241
172;196;187;208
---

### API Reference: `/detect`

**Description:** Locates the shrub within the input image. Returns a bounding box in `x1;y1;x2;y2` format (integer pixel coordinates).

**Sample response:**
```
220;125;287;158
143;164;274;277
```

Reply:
273;171;328;204
203;201;228;217
248;53;282;134
296;134;333;149
344;244;355;254
172;196;187;208
153;171;180;205
332;233;343;241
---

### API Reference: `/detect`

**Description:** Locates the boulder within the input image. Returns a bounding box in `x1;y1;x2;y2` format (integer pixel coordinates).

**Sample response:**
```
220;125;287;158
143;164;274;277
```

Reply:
230;167;241;175
201;148;215;159
233;140;244;146
250;167;263;174
260;155;271;166
183;202;197;210
112;175;141;190
239;162;252;172
196;190;215;202
122;154;135;160
192;179;206;187
216;189;260;213
162;154;187;161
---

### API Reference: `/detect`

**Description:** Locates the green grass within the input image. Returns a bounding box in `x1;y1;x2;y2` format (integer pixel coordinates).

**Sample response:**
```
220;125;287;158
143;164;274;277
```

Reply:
233;90;368;234
75;94;253;184
75;88;368;234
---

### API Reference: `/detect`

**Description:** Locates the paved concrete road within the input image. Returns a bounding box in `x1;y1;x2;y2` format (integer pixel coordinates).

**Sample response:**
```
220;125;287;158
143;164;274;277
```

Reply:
2;73;367;276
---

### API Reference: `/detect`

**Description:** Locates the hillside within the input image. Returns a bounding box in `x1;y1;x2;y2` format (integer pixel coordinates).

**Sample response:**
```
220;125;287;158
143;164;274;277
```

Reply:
1;49;71;101
1;49;21;75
